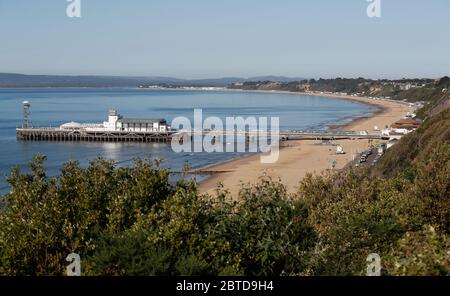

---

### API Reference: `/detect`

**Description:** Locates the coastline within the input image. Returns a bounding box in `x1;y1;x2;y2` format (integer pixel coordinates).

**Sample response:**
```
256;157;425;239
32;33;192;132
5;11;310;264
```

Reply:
141;87;392;130
195;89;412;197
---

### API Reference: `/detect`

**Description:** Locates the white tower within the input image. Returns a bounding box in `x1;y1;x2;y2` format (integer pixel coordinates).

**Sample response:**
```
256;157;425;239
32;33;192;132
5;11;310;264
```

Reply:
104;109;121;131
23;101;31;128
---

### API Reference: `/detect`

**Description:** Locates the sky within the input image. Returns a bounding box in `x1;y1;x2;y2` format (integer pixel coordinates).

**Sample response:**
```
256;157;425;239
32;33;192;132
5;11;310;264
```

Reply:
0;0;449;79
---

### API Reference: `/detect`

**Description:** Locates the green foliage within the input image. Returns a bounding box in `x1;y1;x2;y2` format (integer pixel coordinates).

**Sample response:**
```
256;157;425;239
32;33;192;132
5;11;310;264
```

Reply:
221;178;316;276
83;231;173;276
0;157;171;275
0;160;316;276
298;166;448;275
384;226;450;276
297;170;422;275
175;255;210;276
122;177;316;276
412;142;450;233
229;77;447;104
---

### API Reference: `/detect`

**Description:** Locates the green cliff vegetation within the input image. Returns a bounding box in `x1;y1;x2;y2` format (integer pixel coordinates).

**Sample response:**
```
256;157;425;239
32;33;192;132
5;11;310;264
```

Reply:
229;77;450;106
0;108;448;276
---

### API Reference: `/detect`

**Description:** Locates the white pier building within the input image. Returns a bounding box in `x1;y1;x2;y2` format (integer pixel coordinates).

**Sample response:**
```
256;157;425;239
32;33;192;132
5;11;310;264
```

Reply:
60;110;170;133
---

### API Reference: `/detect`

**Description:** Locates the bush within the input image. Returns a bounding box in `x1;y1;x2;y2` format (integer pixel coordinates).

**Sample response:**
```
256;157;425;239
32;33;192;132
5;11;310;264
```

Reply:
384;226;450;276
0;160;317;276
0;156;171;275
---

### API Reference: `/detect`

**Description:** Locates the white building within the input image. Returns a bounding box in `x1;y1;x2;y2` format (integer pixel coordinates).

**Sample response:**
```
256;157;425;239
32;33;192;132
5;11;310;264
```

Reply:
60;121;84;130
60;110;170;132
103;110;122;130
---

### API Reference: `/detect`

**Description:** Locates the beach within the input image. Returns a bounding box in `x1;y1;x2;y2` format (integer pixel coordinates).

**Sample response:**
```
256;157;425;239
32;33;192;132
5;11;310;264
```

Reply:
197;91;413;197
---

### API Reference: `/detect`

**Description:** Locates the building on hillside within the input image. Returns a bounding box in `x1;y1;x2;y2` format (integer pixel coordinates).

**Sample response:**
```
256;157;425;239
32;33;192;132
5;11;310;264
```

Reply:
390;118;422;135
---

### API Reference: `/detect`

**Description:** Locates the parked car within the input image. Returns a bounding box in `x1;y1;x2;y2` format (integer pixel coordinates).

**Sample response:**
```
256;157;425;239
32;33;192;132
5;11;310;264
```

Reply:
363;149;372;156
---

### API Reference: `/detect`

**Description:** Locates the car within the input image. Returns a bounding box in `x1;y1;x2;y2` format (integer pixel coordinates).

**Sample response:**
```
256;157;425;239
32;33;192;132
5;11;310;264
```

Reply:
363;149;372;156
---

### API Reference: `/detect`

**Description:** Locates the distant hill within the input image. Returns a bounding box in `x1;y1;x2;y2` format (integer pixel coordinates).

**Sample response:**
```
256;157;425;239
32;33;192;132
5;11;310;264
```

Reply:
247;76;304;82
228;77;450;104
0;73;304;88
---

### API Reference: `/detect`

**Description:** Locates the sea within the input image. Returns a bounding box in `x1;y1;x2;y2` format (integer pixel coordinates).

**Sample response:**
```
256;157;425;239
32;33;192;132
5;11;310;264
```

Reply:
0;88;375;194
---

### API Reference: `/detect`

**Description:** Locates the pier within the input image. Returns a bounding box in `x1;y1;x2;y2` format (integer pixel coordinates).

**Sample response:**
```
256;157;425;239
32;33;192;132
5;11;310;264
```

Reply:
16;128;382;143
172;129;383;142
279;131;383;141
16;103;176;143
16;128;175;143
16;102;384;143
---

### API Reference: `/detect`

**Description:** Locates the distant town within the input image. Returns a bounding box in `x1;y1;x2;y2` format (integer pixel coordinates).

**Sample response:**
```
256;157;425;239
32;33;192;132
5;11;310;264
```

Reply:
138;77;450;107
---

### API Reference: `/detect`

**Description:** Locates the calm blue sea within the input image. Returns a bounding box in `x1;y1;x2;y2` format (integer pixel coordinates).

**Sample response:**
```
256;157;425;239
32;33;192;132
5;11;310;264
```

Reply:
0;88;374;194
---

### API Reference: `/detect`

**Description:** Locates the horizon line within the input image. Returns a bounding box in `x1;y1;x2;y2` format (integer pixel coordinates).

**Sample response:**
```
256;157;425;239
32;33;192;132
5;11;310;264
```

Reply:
1;72;448;81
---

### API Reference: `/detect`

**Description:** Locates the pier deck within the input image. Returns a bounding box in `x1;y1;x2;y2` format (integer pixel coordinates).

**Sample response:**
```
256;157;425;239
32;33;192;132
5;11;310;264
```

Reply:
16;128;176;143
16;128;383;143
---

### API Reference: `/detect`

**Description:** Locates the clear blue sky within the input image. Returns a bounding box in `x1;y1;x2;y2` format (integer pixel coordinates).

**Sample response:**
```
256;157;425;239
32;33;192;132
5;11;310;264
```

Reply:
0;0;449;79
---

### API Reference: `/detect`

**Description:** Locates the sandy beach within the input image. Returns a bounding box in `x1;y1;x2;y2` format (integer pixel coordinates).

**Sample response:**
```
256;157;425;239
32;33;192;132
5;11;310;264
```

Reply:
197;91;413;197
